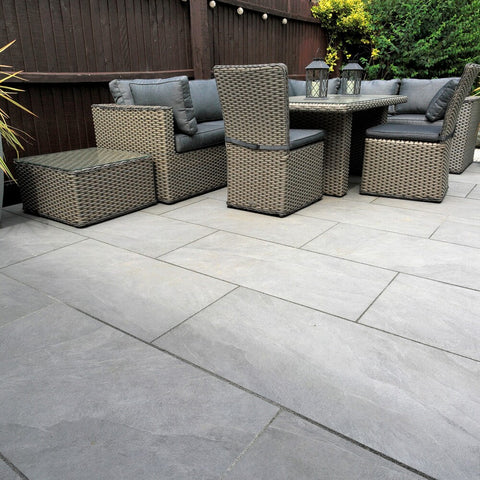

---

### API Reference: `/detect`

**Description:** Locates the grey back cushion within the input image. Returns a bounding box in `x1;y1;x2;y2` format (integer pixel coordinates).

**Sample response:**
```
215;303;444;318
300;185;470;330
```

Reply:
109;78;164;105
425;78;459;122
360;79;400;95
288;77;340;96
189;79;223;122
396;77;460;114
129;77;198;135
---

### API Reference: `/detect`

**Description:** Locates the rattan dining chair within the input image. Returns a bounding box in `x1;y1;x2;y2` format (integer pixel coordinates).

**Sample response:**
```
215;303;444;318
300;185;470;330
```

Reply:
213;63;325;217
360;63;480;202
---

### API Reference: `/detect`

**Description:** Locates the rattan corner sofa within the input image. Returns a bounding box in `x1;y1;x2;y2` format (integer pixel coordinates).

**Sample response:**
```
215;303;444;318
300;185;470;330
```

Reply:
92;77;227;204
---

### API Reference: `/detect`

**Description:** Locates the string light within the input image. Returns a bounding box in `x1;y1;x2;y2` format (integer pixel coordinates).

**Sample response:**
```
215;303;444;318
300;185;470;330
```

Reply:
282;18;288;24
209;0;216;7
262;13;268;20
237;7;244;15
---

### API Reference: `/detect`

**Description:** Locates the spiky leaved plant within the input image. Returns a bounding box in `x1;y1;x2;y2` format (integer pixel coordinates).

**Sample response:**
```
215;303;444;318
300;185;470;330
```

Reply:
0;40;35;182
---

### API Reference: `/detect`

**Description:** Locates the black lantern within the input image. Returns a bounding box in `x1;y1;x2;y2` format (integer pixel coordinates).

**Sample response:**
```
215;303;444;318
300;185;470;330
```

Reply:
305;58;329;98
340;60;363;95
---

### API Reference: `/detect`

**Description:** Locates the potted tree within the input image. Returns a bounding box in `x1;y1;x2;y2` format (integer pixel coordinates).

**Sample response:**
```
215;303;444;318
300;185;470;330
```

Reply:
1;40;34;223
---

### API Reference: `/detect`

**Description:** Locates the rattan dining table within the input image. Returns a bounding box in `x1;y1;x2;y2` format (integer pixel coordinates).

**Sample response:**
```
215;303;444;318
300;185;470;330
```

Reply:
289;94;407;196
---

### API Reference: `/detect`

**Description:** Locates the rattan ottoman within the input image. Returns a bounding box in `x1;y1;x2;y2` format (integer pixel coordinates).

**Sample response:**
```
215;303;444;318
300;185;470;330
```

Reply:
15;147;156;227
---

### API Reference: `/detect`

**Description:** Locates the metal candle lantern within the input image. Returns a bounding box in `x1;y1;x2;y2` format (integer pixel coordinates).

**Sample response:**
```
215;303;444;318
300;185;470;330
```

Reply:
340;60;363;95
305;58;329;98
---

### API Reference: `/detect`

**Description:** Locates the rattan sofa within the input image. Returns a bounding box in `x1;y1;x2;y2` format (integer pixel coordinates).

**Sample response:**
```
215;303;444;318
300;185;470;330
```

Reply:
92;77;227;204
359;63;480;202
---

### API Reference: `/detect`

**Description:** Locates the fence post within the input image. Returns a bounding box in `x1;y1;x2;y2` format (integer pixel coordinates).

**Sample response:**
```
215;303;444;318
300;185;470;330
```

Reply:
189;0;214;79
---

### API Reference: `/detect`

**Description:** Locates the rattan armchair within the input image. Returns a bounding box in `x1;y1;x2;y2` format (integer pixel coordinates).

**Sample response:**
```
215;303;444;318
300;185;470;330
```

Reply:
91;104;226;204
360;63;480;202
213;64;325;217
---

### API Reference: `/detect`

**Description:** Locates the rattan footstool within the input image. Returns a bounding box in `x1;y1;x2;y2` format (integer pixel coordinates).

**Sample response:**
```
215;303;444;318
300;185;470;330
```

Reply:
15;147;156;227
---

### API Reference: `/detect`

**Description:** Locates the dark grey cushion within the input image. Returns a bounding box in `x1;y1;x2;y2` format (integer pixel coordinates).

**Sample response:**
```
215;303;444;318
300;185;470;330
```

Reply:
288;79;306;97
396;77;460;114
388;114;443;127
288;78;340;97
109;78;164;105
130;77;197;135
366;123;443;143
360;79;401;95
175;120;225;153
289;128;325;149
189;79;223;122
425;79;459;122
328;77;341;94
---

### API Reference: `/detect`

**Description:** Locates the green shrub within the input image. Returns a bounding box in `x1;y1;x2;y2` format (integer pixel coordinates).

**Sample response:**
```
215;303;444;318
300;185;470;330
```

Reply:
363;0;480;79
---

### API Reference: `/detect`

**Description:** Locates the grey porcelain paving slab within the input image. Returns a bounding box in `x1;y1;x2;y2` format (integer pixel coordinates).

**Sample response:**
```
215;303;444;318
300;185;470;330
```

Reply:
0;273;56;326
160;231;395;320
446;180;476;197
373;195;480;222
225;411;423;480
360;273;480;360
467;184;480;199
0;302;277;480
297;196;445;237
449;161;480;184
155;288;480;480
345;184;378;202
0;460;24;480
72;210;215;257
431;219;480;249
304;223;480;290
0;211;85;267
3;239;234;341
163;199;336;247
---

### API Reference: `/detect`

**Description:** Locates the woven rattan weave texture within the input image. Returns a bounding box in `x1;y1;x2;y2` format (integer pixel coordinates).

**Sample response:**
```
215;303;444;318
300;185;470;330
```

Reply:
15;148;156;227
361;139;450;202
214;63;324;217
450;96;480;173
92;104;227;204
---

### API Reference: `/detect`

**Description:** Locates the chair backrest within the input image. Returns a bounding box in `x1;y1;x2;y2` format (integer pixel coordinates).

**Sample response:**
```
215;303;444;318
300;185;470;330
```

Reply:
441;63;480;141
213;63;290;148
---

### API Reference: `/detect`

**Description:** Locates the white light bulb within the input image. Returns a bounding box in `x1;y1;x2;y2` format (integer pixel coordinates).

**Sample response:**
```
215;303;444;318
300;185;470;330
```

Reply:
209;0;216;7
282;18;288;24
237;7;244;15
262;13;268;20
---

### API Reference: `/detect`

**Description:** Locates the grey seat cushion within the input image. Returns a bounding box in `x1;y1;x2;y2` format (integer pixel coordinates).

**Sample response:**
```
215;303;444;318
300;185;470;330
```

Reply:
366;123;443;143
387;114;443;127
425;78;459;122
130;77;198;135
189;79;223;122
175;120;225;153
289;128;325;149
396;77;460;114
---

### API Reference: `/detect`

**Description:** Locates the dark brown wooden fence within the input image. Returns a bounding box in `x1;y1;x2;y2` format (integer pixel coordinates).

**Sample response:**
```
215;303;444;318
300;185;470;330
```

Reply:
1;0;325;204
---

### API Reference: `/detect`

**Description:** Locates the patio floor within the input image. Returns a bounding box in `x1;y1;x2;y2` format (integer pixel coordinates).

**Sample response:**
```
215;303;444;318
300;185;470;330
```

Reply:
1;151;480;480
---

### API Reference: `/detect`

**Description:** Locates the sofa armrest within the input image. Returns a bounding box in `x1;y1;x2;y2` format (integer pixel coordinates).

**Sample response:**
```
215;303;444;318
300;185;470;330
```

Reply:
449;96;480;173
91;104;176;159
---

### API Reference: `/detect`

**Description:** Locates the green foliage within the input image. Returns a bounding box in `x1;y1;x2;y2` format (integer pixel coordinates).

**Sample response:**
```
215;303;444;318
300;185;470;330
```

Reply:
363;0;480;79
0;40;34;181
311;0;372;70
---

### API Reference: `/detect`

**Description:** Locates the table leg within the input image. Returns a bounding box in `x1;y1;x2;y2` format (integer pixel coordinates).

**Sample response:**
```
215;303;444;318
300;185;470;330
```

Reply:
291;110;352;196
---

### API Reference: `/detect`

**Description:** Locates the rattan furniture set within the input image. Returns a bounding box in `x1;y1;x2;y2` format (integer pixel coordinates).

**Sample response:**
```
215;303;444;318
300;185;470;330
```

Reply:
14;63;480;225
